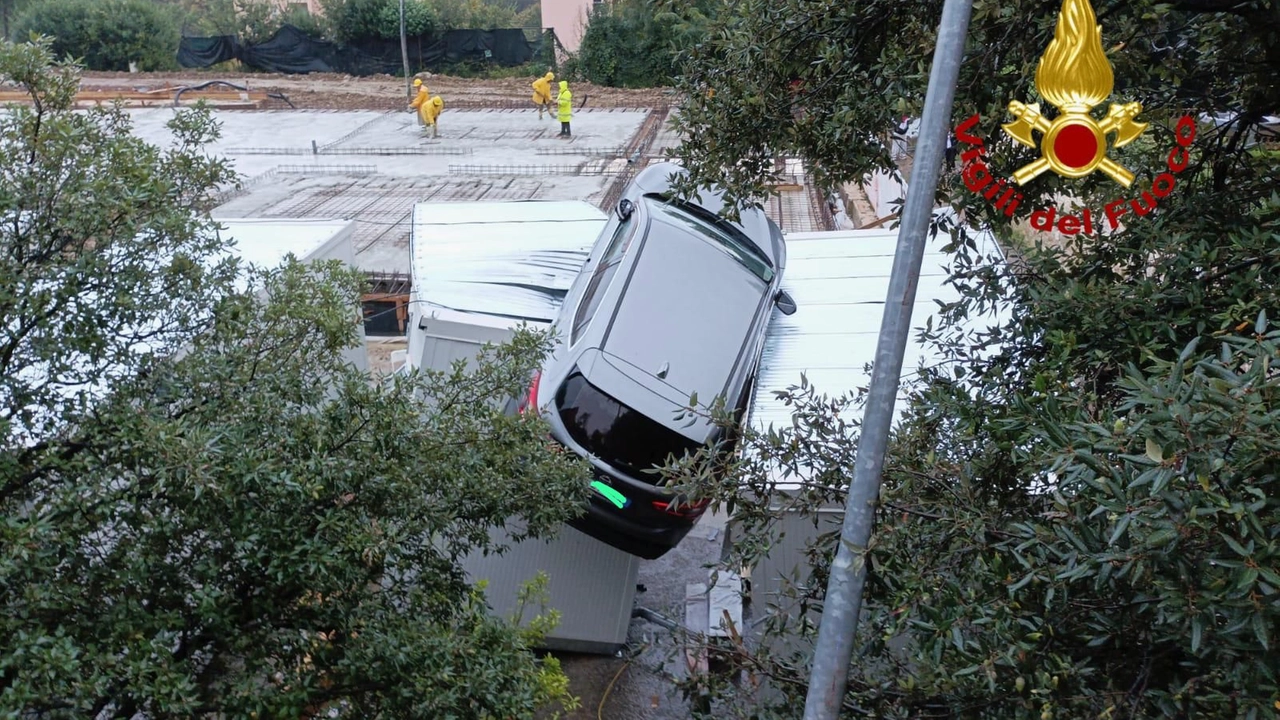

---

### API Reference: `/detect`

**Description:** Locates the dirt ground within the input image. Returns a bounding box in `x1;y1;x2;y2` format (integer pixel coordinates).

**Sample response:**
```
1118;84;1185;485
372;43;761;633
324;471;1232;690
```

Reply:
78;70;675;111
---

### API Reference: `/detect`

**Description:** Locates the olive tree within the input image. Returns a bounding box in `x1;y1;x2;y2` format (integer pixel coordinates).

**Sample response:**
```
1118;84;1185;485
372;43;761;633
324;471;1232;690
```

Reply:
0;38;589;719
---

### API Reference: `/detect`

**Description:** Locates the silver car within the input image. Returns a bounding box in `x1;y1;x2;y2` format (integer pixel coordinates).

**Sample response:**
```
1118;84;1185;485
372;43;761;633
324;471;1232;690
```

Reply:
515;162;795;559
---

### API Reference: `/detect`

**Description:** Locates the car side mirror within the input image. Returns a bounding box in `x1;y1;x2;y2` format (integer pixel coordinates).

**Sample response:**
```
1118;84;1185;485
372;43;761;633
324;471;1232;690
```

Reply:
774;290;797;315
618;198;634;220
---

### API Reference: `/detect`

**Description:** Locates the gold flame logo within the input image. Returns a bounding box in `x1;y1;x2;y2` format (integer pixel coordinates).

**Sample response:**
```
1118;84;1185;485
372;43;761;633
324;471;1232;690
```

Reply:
1002;0;1147;186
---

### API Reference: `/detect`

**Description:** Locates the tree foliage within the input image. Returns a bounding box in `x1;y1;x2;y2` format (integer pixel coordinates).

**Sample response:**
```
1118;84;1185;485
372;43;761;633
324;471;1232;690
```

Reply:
12;0;180;70
573;0;713;88
0;0;35;40
321;0;526;41
662;0;1280;716
156;0;325;42
320;0;423;41
0;38;589;719
431;0;528;31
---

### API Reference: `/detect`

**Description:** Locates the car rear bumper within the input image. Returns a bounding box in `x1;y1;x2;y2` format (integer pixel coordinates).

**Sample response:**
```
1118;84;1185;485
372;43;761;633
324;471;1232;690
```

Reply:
567;491;697;560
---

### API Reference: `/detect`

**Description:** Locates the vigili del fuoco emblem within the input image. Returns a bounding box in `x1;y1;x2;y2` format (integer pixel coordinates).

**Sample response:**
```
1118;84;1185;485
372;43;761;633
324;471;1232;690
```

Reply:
1001;0;1147;187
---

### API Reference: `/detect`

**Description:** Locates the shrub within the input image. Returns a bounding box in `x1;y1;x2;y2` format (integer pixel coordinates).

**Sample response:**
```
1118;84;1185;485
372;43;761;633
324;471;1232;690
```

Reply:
323;0;437;41
576;0;711;88
0;37;589;719
280;4;329;39
432;0;521;30
13;0;180;71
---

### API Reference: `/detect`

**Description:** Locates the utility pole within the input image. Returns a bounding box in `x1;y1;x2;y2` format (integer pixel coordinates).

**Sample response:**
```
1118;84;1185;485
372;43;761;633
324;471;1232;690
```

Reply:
400;0;412;100
800;0;974;717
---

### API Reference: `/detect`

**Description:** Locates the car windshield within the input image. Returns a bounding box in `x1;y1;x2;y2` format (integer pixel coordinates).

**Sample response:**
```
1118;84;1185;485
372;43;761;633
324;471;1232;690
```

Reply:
555;371;704;482
643;197;775;282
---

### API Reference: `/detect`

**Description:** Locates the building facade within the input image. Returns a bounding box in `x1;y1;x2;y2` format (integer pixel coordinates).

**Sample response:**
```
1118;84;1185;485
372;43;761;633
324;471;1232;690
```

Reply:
541;0;597;53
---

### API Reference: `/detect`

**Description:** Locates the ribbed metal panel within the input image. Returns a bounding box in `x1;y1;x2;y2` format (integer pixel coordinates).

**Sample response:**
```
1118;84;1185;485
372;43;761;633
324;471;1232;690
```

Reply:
460;524;640;654
409;200;606;323
746;225;1008;486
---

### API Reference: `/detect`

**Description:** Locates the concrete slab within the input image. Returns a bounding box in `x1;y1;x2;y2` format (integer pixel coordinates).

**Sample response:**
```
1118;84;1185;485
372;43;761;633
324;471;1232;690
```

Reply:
123;108;650;277
125;108;385;181
127;108;647;184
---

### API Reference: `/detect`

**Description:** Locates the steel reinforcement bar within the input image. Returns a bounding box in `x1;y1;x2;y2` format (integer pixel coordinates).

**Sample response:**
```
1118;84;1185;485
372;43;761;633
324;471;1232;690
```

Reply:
599;107;668;211
447;163;604;176
275;164;377;175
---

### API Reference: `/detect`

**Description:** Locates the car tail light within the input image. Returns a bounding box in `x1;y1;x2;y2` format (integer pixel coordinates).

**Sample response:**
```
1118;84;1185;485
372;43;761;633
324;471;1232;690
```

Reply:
652;497;710;519
517;371;541;414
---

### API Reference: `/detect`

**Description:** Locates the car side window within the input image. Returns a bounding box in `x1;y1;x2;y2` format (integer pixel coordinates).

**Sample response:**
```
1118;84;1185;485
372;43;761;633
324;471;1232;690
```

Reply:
571;216;635;345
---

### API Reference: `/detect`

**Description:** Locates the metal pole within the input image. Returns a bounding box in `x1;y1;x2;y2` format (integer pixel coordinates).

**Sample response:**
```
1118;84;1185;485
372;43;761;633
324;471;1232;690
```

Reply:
400;0;412;100
800;0;974;716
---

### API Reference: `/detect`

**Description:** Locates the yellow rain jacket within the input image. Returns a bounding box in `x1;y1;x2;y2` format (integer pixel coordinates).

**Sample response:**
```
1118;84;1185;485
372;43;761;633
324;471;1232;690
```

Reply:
421;96;444;125
556;81;572;122
531;72;554;105
409;86;429;110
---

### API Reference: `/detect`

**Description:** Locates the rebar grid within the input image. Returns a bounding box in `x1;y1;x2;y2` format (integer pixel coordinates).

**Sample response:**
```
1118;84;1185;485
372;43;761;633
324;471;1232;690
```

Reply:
225;146;472;156
225;147;311;155
276;164;376;175
447;163;597;176
319;114;389;152
367;271;412;295
212;169;280;206
599;107;668;211
810;183;837;232
535;146;628;157
323;146;472;156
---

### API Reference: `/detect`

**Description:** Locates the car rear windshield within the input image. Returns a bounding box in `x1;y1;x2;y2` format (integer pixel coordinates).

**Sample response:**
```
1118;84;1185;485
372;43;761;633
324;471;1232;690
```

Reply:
644;197;775;282
555;371;704;482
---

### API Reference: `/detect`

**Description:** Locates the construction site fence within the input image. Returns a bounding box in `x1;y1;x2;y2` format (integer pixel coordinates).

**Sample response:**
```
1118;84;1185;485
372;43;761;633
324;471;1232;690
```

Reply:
178;24;555;76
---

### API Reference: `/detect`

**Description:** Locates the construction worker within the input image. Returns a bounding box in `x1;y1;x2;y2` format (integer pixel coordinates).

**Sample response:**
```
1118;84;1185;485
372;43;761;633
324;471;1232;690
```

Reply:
408;78;429;126
556;80;572;139
421;95;444;138
531;71;554;120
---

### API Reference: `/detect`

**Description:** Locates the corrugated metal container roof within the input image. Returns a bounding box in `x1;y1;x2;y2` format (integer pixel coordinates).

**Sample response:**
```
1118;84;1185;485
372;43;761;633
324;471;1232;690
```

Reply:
409;200;607;324
216;218;354;271
750;226;1006;432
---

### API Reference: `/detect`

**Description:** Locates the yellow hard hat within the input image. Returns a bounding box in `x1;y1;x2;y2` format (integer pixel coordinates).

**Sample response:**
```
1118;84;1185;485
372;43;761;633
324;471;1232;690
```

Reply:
413;78;423;87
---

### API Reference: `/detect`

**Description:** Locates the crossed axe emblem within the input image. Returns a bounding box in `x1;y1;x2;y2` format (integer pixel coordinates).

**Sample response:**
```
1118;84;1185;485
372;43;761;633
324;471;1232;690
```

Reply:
1002;100;1147;187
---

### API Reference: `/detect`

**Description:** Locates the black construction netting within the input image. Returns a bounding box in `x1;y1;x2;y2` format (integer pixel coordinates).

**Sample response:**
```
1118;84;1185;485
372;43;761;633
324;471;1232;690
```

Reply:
178;24;546;75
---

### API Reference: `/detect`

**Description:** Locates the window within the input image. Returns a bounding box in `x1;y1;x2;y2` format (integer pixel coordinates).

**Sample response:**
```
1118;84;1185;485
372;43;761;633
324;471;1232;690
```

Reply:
570;216;634;345
645;198;775;282
556;371;703;482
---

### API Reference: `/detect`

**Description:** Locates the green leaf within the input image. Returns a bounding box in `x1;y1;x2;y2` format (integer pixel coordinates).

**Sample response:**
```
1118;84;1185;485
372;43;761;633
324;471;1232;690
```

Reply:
1252;612;1270;651
1108;514;1132;546
1220;533;1253;558
1145;438;1164;463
